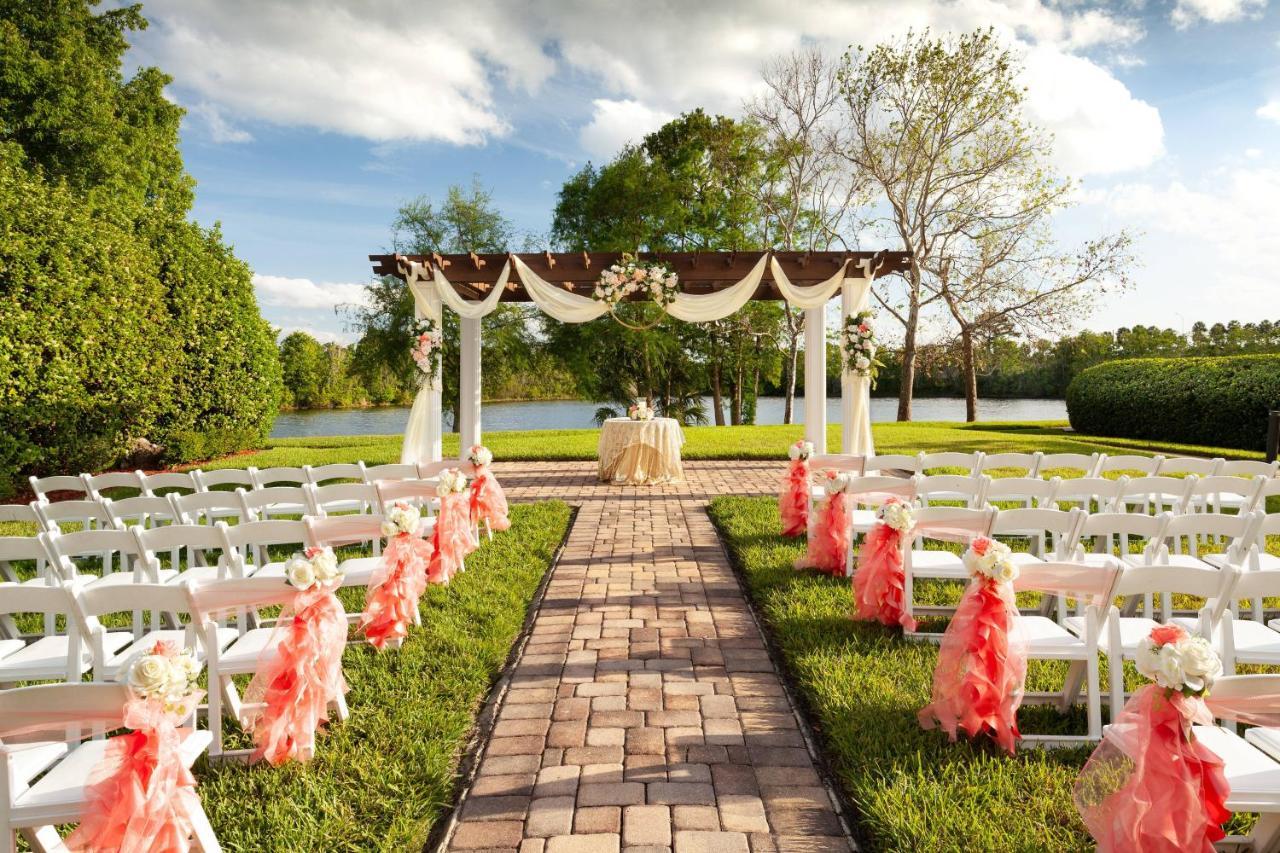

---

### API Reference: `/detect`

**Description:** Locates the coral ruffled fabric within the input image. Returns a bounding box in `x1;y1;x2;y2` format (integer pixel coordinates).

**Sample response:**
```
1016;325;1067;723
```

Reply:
1074;685;1230;851
778;458;810;537
360;532;431;649
852;522;916;631
243;584;349;766
428;491;477;584
918;577;1028;754
797;491;852;576
470;464;511;532
66;695;204;853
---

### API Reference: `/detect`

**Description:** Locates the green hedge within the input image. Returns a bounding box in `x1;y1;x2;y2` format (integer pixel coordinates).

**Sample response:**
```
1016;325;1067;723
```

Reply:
1066;354;1280;451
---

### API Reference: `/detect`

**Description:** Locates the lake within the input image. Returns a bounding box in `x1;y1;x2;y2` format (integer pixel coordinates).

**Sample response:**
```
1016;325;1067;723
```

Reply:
270;396;1069;438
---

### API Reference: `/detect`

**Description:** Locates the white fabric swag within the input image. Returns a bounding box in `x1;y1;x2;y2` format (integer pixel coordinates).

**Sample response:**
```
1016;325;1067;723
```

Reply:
509;254;610;323
433;258;511;320
400;261;444;465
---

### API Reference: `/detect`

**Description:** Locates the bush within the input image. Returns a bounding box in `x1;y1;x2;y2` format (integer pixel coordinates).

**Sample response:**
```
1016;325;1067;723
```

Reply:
1066;354;1280;451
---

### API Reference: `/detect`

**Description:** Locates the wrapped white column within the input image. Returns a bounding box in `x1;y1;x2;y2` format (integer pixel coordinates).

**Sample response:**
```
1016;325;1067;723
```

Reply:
803;305;827;453
458;316;482;458
403;266;443;464
840;277;875;456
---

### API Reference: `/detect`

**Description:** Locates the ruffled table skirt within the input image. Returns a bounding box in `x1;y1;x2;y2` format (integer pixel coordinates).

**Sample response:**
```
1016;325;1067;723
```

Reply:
597;417;685;485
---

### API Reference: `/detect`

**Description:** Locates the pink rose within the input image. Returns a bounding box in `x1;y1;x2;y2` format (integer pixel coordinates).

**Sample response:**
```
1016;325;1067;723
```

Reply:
970;536;992;556
1150;624;1189;647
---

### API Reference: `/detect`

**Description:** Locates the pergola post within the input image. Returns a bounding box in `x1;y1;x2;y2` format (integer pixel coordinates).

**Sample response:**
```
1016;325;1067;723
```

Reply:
458;316;482;458
803;305;827;453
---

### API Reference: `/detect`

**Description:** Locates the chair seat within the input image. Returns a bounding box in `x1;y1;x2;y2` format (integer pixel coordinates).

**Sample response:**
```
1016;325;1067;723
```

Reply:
1246;727;1280;763
314;500;368;515
907;550;966;579
1008;552;1045;565
85;568;178;587
338;556;382;586
1221;619;1280;663
12;731;210;817
1206;552;1280;572
850;509;877;532
171;563;233;584
217;627;282;672
0;638;26;659
1196;725;1280;810
7;741;70;787
99;627;239;678
1123;553;1213;571
0;633;131;682
1065;616;1159;654
1019;615;1089;659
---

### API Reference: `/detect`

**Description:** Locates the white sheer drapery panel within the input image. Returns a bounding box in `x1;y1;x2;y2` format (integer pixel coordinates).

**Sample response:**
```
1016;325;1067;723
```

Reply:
841;276;875;456
433;259;510;319
665;252;770;322
509;254;610;323
401;261;443;464
770;257;850;308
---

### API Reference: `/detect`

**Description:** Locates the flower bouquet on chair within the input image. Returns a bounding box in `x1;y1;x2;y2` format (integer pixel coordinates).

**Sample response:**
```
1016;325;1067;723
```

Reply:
361;502;431;650
779;440;814;537
797;470;853;576
852;497;917;630
467;444;510;536
429;468;476;584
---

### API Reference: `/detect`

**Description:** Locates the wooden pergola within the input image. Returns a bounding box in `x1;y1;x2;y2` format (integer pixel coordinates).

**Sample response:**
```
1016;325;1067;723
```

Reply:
370;249;910;464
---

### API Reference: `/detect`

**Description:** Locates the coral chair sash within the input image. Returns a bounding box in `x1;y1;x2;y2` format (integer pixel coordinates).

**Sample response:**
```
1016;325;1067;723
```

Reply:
918;577;1027;754
798;491;851;576
243;584;348;766
779;458;810;537
428;491;477;584
852;522;916;631
1074;686;1230;852
469;464;511;532
360;532;431;649
66;696;205;853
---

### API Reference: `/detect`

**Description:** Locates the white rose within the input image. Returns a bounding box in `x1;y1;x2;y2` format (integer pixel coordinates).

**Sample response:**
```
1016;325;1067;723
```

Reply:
994;558;1019;584
788;444;800;461
1179;637;1221;687
854;356;870;370
286;556;316;591
1134;640;1161;682
824;474;848;496
1155;644;1186;691
129;654;172;698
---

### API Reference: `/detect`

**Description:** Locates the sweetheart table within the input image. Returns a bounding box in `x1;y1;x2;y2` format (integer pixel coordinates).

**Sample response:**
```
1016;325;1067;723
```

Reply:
597;417;685;485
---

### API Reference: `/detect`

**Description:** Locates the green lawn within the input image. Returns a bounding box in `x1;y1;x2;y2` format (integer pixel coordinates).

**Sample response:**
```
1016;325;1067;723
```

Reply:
193;420;1264;473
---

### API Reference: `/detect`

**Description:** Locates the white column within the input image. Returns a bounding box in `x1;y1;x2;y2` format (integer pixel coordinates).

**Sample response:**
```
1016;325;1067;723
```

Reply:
803;305;827;453
403;271;443;464
840;278;874;456
458;316;482;458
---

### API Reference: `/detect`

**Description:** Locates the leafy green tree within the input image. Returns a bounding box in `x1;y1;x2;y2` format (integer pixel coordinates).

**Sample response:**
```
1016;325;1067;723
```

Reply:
279;332;328;408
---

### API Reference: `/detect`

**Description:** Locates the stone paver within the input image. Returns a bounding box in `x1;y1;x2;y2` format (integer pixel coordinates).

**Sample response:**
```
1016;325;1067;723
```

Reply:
446;461;853;852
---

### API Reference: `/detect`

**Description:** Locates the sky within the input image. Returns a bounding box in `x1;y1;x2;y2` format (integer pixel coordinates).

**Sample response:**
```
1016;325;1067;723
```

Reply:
118;0;1280;345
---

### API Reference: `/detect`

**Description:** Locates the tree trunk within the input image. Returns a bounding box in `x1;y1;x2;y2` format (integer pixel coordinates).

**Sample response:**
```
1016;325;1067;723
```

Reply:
731;363;744;425
896;302;919;421
710;362;725;426
782;310;802;424
960;325;978;423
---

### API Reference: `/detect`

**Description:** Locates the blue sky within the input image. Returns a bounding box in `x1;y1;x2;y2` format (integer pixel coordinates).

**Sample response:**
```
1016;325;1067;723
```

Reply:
121;0;1280;344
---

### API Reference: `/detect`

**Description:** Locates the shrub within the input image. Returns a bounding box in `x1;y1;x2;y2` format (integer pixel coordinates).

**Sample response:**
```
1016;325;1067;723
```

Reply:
1066;354;1280;451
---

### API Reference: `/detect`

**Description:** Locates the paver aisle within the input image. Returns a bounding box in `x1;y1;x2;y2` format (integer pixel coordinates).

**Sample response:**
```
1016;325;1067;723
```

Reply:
446;461;854;853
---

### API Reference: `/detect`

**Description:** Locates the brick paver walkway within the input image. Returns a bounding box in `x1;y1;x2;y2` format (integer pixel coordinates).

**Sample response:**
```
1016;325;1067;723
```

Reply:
445;461;855;853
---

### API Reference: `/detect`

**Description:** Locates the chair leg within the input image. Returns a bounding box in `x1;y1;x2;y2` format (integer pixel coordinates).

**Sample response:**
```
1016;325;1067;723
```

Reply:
20;826;62;853
1108;652;1125;716
208;673;226;756
332;690;350;722
1060;661;1086;712
186;799;223;852
1252;813;1280;853
2;828;15;853
1086;654;1102;739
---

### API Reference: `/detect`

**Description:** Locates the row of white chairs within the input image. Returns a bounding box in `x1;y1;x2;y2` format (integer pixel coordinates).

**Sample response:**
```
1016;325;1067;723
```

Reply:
837;450;1279;480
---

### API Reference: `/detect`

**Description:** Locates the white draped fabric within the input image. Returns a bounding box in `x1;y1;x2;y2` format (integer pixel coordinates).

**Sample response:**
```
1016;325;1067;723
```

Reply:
770;257;850;308
665;253;770;322
841;277;875;456
433;259;511;319
509;255;610;323
400;261;443;465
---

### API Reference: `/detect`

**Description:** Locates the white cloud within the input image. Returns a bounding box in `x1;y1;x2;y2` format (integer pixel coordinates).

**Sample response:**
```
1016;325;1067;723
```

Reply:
1170;0;1268;28
253;274;370;310
273;324;358;345
186;101;252;143
1259;100;1280;123
578;99;675;161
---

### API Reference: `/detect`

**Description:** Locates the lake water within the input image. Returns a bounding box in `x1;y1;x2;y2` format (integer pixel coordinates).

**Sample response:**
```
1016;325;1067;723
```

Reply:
270;397;1069;438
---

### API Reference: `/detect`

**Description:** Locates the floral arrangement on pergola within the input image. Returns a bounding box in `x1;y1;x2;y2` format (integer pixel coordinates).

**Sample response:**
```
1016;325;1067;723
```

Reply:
369;249;910;465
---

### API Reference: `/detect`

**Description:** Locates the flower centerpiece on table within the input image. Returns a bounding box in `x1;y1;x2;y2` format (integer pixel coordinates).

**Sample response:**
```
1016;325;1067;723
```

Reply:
842;310;883;388
628;402;655;421
284;546;343;591
409;318;442;386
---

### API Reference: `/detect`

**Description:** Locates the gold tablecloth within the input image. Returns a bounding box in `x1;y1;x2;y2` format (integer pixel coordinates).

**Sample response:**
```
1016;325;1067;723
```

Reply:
597;417;685;485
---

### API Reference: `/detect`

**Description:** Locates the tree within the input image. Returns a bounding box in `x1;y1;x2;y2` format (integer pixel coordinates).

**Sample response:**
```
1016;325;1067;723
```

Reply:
838;29;1052;420
279;332;328;408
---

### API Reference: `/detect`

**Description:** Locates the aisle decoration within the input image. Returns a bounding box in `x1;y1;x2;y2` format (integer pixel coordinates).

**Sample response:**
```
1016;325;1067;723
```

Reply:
628;401;655;421
779;440;813;537
592;253;679;330
243;547;348;766
797;471;854;576
852;497;917;631
468;444;511;535
428;468;477;584
1074;625;1229;851
842;310;883;388
409;318;443;387
360;503;431;650
918;536;1027;754
67;642;204;853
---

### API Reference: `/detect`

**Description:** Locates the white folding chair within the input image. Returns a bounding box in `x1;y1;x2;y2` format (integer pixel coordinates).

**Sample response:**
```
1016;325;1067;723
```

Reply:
1117;475;1197;515
169;490;250;526
80;471;143;501
102;495;179;530
239;486;312;521
918;451;984;475
902;505;997;639
1188;474;1267;516
39;528;166;588
26;476;89;503
1013;559;1122;746
0;535;46;589
1053;476;1127;514
990;507;1084;566
1070;511;1170;570
219;519;309;581
0;585;90;686
248;466;307;490
1037;453;1101;479
915;473;988;508
30;500;115;535
1096;453;1164;478
305;463;367;486
1217;562;1280;675
194;468;254;493
1221;459;1280;480
840;476;919;578
139;471;199;497
0;506;38;534
978;452;1042;477
189;577;348;758
133;522;243;586
362;463;421;484
807;454;866;509
862;454;920;476
304;514;393;592
375;479;441;519
984;476;1060;510
1158;455;1224;478
306;482;380;518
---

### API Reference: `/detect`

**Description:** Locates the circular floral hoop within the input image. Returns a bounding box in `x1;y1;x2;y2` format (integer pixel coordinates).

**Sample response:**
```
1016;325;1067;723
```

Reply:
592;253;679;331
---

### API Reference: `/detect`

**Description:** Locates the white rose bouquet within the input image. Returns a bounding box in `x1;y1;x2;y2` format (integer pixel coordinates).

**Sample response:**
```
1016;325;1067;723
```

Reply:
1135;624;1222;697
436;468;469;497
877;498;915;533
381;501;421;537
468;445;494;467
593;253;679;309
127;641;202;712
842;310;884;388
788;440;814;461
628;402;655;421
823;471;850;496
963;536;1019;584
409;318;442;382
284;546;343;591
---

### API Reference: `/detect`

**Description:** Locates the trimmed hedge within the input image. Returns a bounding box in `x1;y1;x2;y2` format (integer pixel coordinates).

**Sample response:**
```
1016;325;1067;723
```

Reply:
1066;354;1280;451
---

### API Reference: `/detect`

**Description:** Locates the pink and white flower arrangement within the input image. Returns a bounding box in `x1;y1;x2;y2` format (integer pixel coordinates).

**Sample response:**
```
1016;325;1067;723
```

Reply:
788;440;814;461
628;402;655;421
436;468;469;497
409;318;442;381
877;497;915;533
381;502;421;538
468;445;493;467
284;546;342;591
963;536;1018;584
842;310;883;388
127;640;202;711
1134;624;1222;697
593;253;679;309
823;470;851;496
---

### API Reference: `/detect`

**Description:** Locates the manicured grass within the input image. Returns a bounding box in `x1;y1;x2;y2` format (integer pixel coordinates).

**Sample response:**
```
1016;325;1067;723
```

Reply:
193;419;1264;473
193;500;571;851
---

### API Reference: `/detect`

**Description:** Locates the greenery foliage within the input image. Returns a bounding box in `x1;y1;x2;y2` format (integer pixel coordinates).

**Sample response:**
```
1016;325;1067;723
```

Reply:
0;0;281;496
1066;354;1280;451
